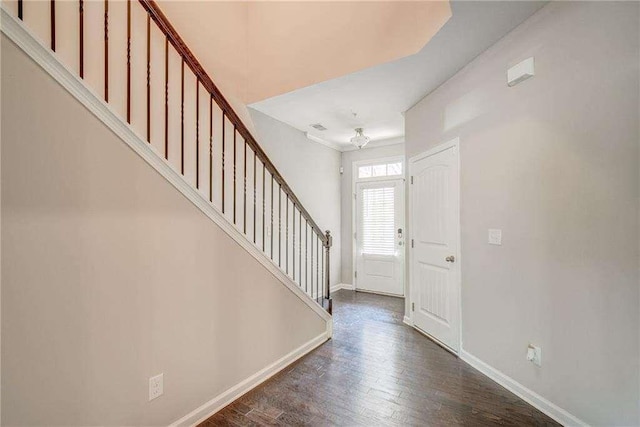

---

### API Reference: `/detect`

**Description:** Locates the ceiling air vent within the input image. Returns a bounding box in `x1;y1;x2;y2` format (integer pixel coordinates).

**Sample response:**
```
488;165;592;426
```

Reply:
310;123;327;131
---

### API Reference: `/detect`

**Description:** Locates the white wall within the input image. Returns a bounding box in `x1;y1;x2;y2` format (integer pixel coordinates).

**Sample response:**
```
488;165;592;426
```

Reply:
249;109;342;288
405;2;639;425
340;144;405;284
1;36;327;426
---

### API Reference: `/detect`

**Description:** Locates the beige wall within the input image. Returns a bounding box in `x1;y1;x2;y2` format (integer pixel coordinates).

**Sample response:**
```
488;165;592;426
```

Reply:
249;109;341;287
245;1;450;103
340;143;405;284
1;36;326;426
154;0;254;133
405;2;639;425
155;1;451;104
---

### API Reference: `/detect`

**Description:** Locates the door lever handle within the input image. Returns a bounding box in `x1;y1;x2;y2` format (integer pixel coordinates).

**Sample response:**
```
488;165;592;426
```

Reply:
445;255;455;263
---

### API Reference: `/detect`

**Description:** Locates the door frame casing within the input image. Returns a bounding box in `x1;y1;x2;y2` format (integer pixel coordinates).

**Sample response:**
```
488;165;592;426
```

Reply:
407;137;462;354
351;156;406;293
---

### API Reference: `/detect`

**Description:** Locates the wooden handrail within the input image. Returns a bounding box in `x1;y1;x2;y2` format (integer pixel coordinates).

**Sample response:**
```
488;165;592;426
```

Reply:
138;0;328;246
12;0;331;309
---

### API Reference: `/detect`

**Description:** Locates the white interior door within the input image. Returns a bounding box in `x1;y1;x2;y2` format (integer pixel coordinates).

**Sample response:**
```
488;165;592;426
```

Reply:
355;179;404;296
410;142;460;352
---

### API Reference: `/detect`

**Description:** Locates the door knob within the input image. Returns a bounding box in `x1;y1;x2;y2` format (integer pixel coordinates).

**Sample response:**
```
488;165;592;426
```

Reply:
445;255;455;263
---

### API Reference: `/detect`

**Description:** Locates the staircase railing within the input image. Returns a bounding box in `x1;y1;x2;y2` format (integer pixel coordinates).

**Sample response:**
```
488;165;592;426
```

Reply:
10;0;332;313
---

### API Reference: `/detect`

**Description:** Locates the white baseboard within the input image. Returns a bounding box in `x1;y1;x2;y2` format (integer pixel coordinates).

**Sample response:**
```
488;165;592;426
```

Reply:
330;283;354;293
171;331;329;426
0;8;331;325
460;349;588;427
402;315;413;327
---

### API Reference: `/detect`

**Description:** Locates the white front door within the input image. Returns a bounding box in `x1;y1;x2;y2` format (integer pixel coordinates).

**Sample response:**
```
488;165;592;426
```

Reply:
355;179;404;296
410;141;460;352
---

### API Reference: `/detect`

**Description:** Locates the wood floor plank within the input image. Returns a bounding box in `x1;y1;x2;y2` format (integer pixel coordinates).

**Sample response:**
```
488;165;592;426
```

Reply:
200;290;560;426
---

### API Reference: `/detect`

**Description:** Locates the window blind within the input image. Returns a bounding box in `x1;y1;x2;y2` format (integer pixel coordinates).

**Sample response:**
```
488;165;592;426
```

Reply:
361;186;395;255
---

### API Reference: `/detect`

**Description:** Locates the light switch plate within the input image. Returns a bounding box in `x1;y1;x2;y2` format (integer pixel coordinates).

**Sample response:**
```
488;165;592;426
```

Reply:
149;373;163;401
488;229;502;245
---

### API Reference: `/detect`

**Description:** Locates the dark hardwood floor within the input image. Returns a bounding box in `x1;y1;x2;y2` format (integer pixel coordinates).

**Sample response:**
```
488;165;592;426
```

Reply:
201;290;560;426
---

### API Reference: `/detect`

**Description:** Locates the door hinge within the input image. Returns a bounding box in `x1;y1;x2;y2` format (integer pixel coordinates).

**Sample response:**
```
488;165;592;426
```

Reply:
354;232;357;240
412;302;415;312
411;176;414;184
411;239;414;248
354;193;357;200
355;271;357;279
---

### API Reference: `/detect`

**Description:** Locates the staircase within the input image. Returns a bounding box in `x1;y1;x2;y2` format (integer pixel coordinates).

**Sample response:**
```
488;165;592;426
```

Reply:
3;0;332;314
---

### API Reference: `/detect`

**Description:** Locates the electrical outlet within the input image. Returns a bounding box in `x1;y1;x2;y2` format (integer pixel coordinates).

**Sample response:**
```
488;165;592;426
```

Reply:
526;345;542;367
149;373;163;401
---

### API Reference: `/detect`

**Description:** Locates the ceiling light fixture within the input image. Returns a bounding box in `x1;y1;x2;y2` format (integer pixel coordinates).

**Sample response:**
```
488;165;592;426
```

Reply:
350;128;370;149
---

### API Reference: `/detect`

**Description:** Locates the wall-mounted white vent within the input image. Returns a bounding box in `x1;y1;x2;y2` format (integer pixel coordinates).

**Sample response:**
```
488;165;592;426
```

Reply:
310;123;327;131
507;57;535;87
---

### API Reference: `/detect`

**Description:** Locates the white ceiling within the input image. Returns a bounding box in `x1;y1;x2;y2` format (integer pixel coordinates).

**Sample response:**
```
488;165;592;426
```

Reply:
250;0;547;150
